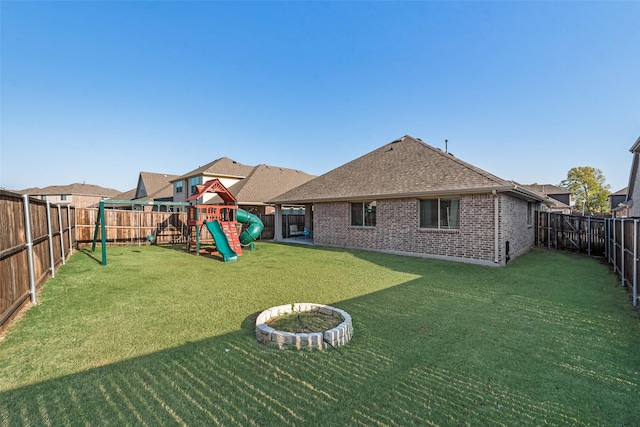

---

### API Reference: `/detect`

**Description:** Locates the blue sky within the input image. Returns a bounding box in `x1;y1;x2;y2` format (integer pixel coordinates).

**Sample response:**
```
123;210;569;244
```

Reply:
1;1;638;193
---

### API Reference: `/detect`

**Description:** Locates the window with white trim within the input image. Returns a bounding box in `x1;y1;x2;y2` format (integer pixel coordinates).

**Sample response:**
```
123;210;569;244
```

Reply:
420;198;460;229
189;177;200;195
351;201;376;227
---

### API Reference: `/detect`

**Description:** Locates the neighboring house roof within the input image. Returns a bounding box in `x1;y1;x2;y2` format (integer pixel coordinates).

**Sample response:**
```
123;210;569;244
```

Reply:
524;184;570;195
209;164;316;205
270;135;545;204
111;188;137;200
611;187;628;196
547;199;572;211
172;157;255;182
523;184;570;210
107;172;178;202
18;183;121;198
135;172;179;201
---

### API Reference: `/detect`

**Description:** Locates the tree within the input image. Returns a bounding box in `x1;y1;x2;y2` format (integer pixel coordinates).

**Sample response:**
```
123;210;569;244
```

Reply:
560;166;611;215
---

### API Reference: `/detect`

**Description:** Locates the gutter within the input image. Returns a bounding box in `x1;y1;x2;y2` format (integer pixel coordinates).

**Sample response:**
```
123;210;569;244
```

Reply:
270;185;518;205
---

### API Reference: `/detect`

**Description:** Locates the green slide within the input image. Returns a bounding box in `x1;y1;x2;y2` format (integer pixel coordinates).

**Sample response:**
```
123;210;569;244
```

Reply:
204;220;238;262
236;209;264;245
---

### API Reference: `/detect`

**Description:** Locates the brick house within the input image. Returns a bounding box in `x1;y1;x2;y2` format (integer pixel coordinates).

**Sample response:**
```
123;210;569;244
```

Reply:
17;183;121;208
523;184;572;214
270;135;547;266
171;157;315;215
609;187;628;217
111;171;181;211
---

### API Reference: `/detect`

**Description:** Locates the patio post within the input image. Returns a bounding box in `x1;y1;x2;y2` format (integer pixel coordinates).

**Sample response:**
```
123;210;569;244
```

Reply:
274;204;283;241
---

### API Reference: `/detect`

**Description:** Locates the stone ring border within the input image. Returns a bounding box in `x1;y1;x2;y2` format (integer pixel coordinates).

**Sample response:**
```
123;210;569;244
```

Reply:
255;303;353;350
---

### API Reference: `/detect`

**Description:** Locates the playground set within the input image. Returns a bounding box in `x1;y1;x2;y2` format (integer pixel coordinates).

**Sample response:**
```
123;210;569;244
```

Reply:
185;179;264;262
92;179;263;264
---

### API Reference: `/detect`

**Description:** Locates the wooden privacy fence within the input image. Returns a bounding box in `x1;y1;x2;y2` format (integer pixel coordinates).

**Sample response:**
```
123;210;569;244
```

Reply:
535;212;606;256
2;202;306;330
536;211;639;307
76;208;190;246
75;209;307;245
0;191;75;331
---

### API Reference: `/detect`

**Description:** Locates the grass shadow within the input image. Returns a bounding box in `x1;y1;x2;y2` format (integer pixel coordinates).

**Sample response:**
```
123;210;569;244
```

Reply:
76;248;103;265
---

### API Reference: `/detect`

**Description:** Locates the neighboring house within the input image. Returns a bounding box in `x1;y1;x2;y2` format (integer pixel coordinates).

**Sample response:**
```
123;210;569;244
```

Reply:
110;187;137;201
523;184;572;214
620;135;640;217
18;183;121;208
210;164;316;215
270;135;547;266
171;157;255;204
110;172;181;211
609;187;628;218
172;157;315;214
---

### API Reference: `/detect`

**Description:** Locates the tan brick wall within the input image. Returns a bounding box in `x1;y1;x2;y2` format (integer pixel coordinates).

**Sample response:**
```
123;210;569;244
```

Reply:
70;195;103;208
313;193;535;266
499;195;536;262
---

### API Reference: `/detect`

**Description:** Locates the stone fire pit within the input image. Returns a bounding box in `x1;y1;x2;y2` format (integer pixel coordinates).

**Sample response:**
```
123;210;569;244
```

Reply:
255;303;353;350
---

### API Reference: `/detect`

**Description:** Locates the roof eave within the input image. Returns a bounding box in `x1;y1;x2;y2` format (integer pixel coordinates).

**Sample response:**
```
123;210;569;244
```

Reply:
269;185;529;205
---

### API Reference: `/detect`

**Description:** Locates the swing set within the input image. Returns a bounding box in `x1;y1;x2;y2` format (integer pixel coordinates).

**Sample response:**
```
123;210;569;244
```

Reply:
91;199;190;266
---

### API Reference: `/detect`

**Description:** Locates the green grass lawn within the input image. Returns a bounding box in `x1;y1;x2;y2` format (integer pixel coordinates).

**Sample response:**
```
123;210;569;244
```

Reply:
1;243;638;426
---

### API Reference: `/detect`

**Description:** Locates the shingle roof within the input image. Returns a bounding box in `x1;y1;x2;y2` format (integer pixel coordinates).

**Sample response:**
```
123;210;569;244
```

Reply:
611;187;628;196
135;172;179;201
524;184;571;195
172;157;254;181
18;183;121;197
111;188;137;200
208;164;316;205
270;135;543;204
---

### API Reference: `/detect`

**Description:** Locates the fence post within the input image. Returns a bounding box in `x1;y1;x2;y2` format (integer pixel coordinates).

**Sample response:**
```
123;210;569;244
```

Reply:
621;218;625;287
22;195;37;304
603;219;607;260
100;200;107;266
58;205;66;265
46;201;56;278
605;219;609;262
634;220;638;307
547;211;551;248
613;218;617;274
67;206;73;254
587;216;591;256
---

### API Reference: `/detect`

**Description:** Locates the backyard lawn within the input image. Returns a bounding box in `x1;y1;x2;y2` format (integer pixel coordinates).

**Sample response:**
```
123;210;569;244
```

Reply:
0;243;638;426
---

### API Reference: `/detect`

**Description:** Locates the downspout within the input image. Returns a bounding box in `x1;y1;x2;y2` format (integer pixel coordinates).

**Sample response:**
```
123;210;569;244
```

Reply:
493;190;499;264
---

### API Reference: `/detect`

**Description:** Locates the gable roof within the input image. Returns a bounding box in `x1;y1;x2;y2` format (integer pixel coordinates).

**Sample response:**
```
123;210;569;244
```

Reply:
18;183;121;198
135;172;179;201
270;135;544;204
208;164;316;205
172;157;254;182
611;187;628;196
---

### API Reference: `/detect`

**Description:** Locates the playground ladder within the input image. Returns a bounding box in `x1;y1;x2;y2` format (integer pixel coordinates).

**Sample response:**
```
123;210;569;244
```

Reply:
221;222;243;255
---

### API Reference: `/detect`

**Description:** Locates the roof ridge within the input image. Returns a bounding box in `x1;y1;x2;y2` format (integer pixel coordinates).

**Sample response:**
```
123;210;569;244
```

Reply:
402;135;511;187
